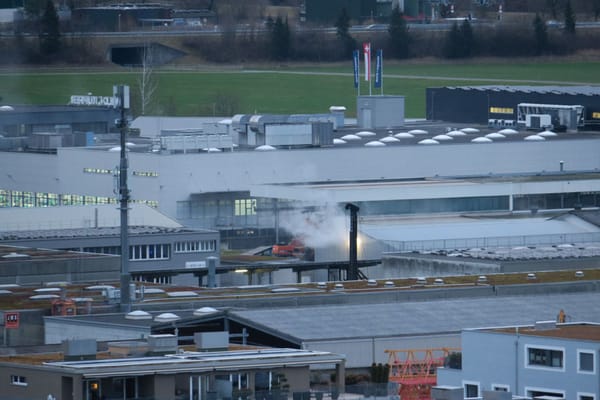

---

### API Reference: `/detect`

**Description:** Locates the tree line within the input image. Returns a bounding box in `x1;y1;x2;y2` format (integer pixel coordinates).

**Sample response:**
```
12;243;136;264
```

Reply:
185;1;594;63
3;1;598;65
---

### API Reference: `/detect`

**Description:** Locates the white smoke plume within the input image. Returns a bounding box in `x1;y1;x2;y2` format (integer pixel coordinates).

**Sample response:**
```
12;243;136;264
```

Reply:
279;202;349;248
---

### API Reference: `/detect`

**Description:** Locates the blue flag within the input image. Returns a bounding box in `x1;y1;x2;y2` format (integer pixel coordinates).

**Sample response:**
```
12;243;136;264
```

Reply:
352;50;360;89
374;49;383;89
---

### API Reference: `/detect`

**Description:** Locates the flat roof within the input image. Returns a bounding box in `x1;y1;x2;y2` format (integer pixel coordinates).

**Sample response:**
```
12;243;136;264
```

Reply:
0;204;184;233
444;85;600;96
39;348;344;377
0;225;212;241
360;213;599;243
0;245;115;262
490;323;600;341
228;292;600;343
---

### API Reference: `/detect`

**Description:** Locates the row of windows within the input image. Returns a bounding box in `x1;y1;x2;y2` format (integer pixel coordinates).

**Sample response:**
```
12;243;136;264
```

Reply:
235;199;257;216
132;171;159;177
81;242;218;258
130;244;170;260
83;245;171;260
83;167;112;175
526;346;595;373
177;197;282;220
174;240;217;253
83;246;121;255
83;168;158;177
464;382;595;400
0;189;158;209
490;106;514;114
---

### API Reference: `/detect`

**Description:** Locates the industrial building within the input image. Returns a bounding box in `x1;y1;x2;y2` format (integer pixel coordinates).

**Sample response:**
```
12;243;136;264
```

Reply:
0;104;120;149
436;322;600;399
0;204;220;285
426;85;600;129
3;102;600;256
3;85;600;267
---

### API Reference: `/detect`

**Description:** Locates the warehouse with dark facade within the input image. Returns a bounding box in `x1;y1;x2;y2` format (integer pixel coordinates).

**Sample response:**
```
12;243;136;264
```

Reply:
426;85;600;131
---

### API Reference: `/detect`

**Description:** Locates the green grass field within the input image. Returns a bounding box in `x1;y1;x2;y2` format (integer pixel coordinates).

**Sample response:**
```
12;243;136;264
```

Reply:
1;60;599;118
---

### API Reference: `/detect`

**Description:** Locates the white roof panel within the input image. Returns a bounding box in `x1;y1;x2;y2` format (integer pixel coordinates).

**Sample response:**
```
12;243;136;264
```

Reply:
360;214;600;242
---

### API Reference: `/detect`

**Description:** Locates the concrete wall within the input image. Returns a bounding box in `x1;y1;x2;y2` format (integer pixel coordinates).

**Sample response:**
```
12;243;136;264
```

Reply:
45;318;150;344
0;309;48;346
0;364;67;400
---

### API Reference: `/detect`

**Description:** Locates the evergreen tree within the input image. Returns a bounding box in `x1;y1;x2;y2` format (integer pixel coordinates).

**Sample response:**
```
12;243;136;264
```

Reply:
335;7;350;40
533;14;548;55
459;19;474;58
270;16;290;61
564;0;576;35
443;20;474;59
335;8;356;57
443;22;462;58
39;0;61;55
388;6;410;59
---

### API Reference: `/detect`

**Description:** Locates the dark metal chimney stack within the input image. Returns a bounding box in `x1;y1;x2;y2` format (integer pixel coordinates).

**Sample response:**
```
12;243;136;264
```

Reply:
116;85;131;313
345;203;360;281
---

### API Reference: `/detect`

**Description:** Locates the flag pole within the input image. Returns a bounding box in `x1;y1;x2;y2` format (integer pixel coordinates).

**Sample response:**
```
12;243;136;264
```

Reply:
380;50;383;95
363;42;372;96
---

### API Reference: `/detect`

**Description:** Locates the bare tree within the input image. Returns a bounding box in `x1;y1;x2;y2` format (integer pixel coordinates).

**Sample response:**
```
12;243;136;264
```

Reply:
137;44;158;116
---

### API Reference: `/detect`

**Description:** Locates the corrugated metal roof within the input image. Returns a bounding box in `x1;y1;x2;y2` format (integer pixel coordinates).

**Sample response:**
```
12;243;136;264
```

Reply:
359;214;600;242
0;225;204;241
0;204;183;233
453;85;600;96
230;292;600;343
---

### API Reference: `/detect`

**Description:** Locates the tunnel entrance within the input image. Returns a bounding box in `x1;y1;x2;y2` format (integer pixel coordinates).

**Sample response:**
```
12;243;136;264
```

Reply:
110;43;185;67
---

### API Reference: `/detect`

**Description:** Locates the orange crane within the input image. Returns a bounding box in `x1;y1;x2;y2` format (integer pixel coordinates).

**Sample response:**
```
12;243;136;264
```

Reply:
386;348;460;400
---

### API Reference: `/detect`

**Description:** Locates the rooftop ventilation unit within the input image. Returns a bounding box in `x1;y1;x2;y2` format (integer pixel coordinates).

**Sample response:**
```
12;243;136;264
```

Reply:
147;334;178;355
63;339;97;361
194;331;229;351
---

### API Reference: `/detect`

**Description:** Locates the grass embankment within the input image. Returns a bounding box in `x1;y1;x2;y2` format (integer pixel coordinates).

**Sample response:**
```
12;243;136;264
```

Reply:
1;60;599;118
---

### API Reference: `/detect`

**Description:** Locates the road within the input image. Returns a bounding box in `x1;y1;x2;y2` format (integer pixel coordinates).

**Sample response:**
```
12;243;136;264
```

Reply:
2;19;600;38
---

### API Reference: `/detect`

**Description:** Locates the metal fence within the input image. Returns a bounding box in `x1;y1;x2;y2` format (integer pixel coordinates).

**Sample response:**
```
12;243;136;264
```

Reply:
380;232;600;253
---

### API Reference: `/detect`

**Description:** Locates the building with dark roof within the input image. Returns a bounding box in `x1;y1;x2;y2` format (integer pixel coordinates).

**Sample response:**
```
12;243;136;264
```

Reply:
426;85;600;128
0;105;120;142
